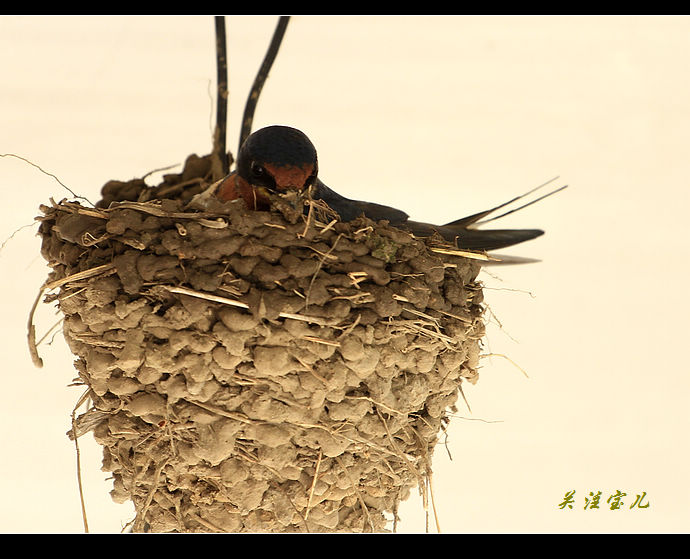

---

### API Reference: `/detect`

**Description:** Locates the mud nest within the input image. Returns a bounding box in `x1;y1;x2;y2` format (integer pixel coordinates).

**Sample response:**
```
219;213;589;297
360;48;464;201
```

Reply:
35;153;485;532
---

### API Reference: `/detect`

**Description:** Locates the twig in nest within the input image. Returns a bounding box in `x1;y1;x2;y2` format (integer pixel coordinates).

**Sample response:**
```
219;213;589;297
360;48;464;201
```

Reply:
71;389;92;533
0;221;35;255
106;200;230;220
458;381;472;414
480;352;530;378
426;472;441;534
186;398;254;424
316;218;338;237
436;308;473;324
375;408;426;493
335;455;375;532
390;318;457;345
0;153;94;207
35;317;64;347
428;246;496;262
47;199;107;219
349;395;406;417
45;263;116;291
299;198;315;239
405;427;440;534
28;263;118;367
27;289;45;368
141;162;181;181
305;233;342;310
163;285;328;325
347;271;368;288
238;16;291;151
301;335;340;347
138;457;169;531
305;450;323;521
187;512;226;533
482;302;519;344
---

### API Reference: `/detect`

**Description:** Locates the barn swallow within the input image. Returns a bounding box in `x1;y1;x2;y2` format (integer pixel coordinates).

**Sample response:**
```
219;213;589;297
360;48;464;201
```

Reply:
213;125;565;251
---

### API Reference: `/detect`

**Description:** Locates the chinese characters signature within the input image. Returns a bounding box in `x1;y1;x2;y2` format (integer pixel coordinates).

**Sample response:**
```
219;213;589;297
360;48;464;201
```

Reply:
558;490;650;510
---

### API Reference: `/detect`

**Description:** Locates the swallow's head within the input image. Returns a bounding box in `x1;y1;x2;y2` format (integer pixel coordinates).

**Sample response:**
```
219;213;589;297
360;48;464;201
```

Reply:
237;125;318;194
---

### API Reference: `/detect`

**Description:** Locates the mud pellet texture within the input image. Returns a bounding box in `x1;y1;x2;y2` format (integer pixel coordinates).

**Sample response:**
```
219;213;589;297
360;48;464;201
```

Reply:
37;154;485;532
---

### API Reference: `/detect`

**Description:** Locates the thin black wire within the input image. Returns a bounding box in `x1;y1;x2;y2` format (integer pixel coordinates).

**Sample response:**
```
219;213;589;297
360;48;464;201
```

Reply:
238;16;290;153
214;16;229;175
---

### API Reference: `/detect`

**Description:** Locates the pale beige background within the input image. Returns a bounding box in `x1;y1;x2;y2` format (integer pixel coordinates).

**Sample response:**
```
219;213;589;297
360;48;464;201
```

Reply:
1;15;688;533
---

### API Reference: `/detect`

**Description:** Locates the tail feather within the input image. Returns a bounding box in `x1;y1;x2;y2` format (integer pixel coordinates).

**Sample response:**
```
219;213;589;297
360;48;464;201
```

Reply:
443;177;564;229
312;177;565;251
402;221;545;250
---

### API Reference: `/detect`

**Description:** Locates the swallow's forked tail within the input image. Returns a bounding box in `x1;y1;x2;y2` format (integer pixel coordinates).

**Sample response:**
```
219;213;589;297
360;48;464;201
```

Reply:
443;176;568;229
433;177;568;251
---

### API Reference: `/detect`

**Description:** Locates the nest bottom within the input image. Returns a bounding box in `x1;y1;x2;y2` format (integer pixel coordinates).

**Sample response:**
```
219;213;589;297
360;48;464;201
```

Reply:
37;154;485;532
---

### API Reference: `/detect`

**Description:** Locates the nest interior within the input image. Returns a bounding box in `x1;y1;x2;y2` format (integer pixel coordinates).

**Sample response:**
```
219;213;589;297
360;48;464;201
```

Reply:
36;154;485;532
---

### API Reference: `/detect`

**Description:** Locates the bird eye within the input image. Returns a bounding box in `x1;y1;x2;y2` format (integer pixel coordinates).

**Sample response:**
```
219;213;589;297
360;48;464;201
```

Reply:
251;162;265;177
